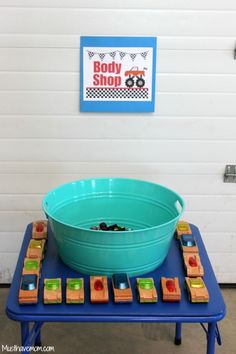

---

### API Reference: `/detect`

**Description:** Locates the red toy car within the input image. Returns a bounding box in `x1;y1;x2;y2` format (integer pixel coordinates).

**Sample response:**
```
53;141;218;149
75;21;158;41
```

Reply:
161;277;181;302
183;253;204;277
90;276;109;303
32;220;48;240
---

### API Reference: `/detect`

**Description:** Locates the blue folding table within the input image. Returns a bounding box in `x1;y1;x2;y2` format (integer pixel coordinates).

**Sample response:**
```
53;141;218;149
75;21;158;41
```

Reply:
6;223;226;354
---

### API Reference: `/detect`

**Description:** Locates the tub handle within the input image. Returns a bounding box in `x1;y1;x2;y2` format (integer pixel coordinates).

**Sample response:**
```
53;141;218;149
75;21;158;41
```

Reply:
175;200;183;214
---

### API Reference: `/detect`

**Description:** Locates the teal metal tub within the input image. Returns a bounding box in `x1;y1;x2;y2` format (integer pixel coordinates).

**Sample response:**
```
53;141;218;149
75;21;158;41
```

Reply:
42;178;185;276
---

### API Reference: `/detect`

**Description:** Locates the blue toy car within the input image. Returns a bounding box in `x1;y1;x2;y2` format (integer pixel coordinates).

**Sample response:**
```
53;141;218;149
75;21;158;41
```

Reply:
180;234;199;254
112;274;129;290
112;273;133;302
19;274;39;304
21;274;37;291
181;234;196;247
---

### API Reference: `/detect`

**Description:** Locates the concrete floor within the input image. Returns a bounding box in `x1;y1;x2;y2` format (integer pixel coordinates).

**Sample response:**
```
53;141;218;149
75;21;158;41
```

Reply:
0;288;235;354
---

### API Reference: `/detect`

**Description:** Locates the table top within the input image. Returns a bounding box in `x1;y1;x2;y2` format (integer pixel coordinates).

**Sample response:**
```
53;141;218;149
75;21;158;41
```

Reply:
6;223;226;323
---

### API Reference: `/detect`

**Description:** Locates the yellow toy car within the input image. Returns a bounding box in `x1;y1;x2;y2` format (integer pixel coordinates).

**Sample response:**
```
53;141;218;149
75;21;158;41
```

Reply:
176;221;192;239
185;277;209;303
26;239;46;260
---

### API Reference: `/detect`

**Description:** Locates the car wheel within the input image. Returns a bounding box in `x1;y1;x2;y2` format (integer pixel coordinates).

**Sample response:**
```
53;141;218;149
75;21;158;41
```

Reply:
125;78;135;87
136;78;145;87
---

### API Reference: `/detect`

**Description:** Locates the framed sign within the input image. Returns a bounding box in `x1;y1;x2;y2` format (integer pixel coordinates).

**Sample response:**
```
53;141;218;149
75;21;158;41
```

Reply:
80;36;157;112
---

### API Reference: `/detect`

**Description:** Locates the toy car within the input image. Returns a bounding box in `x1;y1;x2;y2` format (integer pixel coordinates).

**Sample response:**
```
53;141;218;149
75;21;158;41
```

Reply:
180;234;199;253
26;239;46;260
32;220;48;240
161;277;181;302
90;276;109;303
22;258;41;277
112;273;133;303
136;278;157;303
124;66;145;88
183;253;204;277
44;278;62;304
18;274;39;305
185;277;209;303
175;221;192;239
66;278;84;304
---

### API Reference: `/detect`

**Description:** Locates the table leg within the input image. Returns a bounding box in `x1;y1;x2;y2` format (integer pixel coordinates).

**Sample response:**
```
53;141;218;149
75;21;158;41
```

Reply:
21;321;29;346
174;322;182;345
35;330;41;347
20;321;30;352
207;322;216;354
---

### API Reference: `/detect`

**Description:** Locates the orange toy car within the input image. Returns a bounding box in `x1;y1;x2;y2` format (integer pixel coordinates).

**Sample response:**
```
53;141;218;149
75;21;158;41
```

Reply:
66;278;84;304
26;239;46;260
175;221;192;239
18;274;39;305
124;66;145;88
161;277;181;302
32;220;48;240
136;278;157;303
125;66;145;77
185;277;209;303
44;278;62;304
112;273;133;303
22;258;41;277
183;253;204;277
90;276;109;303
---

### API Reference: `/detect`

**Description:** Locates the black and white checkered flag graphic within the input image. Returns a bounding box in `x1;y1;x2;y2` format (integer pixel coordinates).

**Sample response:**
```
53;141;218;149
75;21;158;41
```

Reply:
86;87;149;100
98;53;106;61
130;53;137;61
88;51;95;60
109;51;116;59
119;52;126;60
140;51;148;60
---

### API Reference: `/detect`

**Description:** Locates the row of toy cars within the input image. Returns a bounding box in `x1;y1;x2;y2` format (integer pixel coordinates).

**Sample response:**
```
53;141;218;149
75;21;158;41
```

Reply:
47;275;181;304
18;221;47;305
176;221;209;303
40;275;180;305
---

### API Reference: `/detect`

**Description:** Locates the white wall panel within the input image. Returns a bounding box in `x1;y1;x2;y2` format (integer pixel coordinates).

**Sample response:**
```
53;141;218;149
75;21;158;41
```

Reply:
0;116;236;139
0;253;17;283
0;0;236;10
0;35;234;50
0;174;236;197
203;233;236;253
0;232;24;252
0;8;235;37
0;161;227;175
0;91;236;116
0;139;235;162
